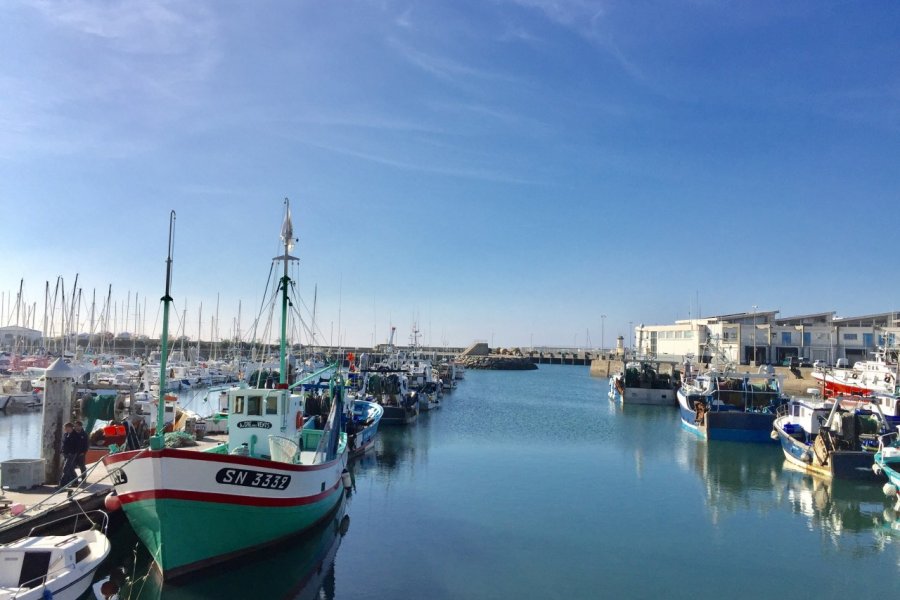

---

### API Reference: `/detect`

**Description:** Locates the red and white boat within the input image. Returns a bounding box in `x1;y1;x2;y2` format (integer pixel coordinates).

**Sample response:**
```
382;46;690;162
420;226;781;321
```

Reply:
812;348;900;397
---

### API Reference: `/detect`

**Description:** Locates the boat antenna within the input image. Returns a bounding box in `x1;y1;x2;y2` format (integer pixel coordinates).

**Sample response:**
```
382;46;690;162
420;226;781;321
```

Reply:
275;198;298;386
152;210;176;451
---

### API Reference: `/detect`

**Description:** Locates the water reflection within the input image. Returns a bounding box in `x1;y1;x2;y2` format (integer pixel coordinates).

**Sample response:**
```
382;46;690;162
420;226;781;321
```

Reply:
369;424;422;477
778;463;897;551
684;440;784;524
95;497;351;599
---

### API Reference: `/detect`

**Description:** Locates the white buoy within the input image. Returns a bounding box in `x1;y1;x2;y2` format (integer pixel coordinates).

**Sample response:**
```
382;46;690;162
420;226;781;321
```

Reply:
341;468;352;490
770;430;778;440
883;483;898;498
873;464;883;476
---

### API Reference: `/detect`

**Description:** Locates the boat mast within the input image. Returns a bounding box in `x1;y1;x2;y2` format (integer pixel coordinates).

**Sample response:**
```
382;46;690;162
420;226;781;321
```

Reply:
276;198;297;386
42;281;49;350
197;302;202;363
152;211;176;451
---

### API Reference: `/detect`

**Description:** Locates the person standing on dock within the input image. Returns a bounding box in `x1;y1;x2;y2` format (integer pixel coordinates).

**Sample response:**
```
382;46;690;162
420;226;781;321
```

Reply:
59;422;78;487
73;420;89;483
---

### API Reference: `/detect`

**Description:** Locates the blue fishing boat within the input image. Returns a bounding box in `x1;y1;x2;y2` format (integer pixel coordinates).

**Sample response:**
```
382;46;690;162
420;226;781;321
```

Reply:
676;367;786;442
773;395;889;481
348;399;384;457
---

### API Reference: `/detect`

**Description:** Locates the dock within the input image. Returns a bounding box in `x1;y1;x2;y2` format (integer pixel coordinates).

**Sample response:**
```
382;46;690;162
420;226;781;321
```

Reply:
0;461;113;542
0;433;229;543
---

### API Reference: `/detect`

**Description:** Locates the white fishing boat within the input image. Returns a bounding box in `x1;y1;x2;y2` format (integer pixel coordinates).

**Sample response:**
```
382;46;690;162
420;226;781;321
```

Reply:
0;511;110;600
811;347;900;397
772;395;889;480
102;203;349;580
608;359;680;406
0;376;40;411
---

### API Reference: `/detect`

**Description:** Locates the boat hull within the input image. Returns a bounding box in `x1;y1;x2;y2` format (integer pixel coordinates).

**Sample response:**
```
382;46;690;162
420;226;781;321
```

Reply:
619;387;677;406
379;404;417;426
103;447;347;580
677;391;776;443
774;421;880;481
349;400;383;457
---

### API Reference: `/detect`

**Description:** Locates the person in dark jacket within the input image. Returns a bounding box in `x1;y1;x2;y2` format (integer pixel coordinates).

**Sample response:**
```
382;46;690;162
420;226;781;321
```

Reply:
73;420;89;483
59;422;78;487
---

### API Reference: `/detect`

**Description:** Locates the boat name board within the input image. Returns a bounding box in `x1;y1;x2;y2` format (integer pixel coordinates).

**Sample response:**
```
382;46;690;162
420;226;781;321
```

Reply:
112;468;128;485
236;420;273;429
216;468;292;490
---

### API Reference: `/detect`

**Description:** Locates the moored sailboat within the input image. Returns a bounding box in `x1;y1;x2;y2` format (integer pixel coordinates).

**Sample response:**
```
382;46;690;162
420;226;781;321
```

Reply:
102;203;349;580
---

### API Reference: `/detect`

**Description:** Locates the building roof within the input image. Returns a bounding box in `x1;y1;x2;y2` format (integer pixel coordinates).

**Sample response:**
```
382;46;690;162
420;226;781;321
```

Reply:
0;325;41;335
774;311;835;325
673;310;779;325
833;312;900;326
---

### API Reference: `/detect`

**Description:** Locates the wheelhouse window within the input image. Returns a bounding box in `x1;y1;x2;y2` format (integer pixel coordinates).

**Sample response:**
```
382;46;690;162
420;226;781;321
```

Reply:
247;396;262;416
233;395;245;414
266;396;278;415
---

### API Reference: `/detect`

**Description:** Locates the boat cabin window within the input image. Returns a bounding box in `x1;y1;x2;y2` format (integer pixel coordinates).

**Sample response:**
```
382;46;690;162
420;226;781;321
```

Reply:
233;395;245;414
75;546;91;563
792;404;800;417
247;396;262;416
266;396;278;415
18;551;51;588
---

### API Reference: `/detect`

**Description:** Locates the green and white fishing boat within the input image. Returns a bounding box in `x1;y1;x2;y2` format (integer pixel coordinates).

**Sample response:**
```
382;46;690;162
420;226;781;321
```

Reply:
103;203;349;580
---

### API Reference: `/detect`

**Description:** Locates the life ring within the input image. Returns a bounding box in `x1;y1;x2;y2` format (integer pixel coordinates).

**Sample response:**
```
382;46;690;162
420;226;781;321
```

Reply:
885;375;893;384
296;411;304;428
850;373;858;380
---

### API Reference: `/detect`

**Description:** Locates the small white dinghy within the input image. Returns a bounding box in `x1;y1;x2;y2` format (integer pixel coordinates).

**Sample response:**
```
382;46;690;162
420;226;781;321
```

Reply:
0;511;111;600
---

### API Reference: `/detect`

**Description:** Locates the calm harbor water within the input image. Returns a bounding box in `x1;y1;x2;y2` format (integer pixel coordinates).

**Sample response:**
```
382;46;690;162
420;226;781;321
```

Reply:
3;365;899;598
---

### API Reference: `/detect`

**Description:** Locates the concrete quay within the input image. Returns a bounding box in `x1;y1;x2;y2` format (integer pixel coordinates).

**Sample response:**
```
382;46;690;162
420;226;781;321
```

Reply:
0;461;113;543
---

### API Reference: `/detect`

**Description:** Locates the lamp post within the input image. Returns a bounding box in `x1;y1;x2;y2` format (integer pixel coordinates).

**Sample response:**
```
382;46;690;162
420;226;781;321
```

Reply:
752;305;758;366
601;314;606;355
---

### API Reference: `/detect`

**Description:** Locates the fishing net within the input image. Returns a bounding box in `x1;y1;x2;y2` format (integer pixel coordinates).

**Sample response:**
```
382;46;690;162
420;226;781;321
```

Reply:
163;431;198;448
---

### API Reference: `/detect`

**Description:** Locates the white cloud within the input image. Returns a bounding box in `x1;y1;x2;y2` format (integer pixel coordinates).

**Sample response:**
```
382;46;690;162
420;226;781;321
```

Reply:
0;0;221;157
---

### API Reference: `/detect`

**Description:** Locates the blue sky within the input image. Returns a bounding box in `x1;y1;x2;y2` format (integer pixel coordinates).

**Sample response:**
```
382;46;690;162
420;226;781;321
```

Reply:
1;0;899;349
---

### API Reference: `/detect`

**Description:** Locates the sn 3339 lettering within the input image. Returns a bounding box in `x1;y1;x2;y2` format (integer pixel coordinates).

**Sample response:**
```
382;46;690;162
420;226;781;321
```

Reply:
216;468;291;490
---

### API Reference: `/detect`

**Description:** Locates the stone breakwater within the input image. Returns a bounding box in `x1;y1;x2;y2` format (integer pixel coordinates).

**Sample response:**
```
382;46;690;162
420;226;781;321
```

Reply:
461;356;538;370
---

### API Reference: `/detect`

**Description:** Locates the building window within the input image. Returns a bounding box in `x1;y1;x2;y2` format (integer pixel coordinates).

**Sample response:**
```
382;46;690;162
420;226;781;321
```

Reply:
675;331;683;339
781;332;792;345
684;331;693;339
803;332;811;346
843;333;858;341
863;333;873;347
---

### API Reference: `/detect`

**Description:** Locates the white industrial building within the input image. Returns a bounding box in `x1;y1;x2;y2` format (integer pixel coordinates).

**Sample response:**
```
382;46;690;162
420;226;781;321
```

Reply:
0;325;43;346
633;311;899;366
